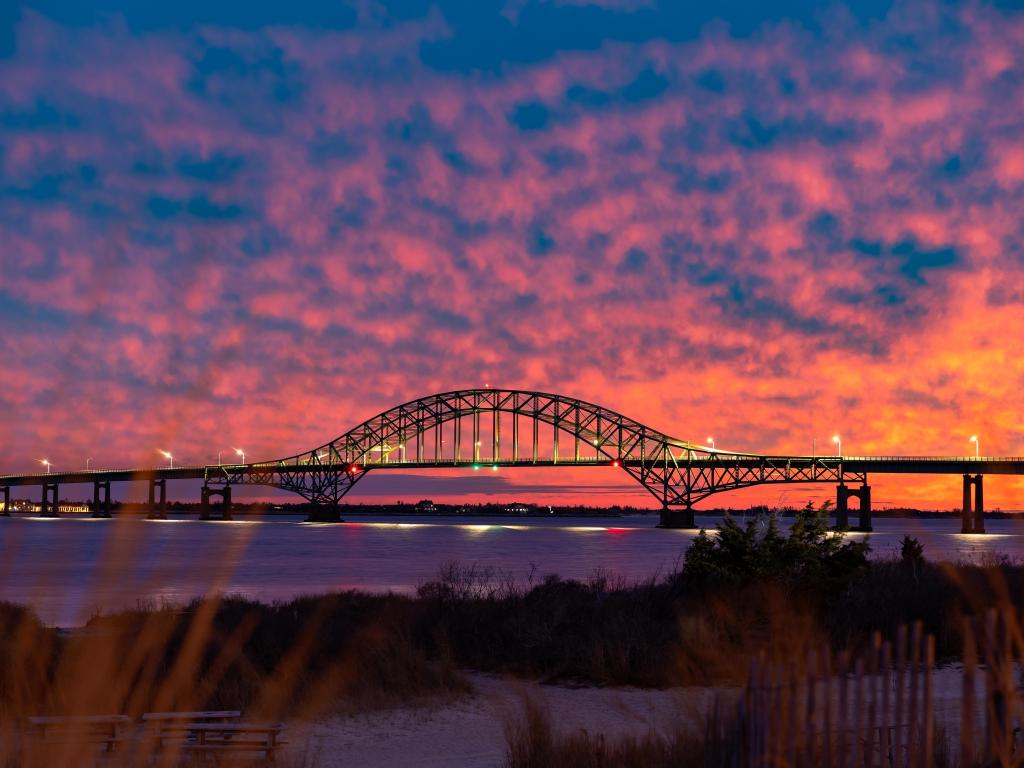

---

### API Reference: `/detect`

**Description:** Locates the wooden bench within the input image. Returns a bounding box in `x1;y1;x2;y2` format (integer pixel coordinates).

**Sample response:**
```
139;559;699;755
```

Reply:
170;722;285;761
143;710;241;727
142;710;242;750
27;714;131;752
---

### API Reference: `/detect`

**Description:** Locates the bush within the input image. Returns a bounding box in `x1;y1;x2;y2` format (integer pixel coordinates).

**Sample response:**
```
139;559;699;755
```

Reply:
900;535;924;563
681;504;870;587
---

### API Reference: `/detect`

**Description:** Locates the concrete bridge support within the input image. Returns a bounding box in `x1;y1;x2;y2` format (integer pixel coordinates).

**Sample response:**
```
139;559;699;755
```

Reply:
307;504;343;523
92;480;112;518
148;478;167;520
41;482;59;517
837;483;872;532
961;474;985;534
200;484;232;520
658;505;696;529
2;486;9;515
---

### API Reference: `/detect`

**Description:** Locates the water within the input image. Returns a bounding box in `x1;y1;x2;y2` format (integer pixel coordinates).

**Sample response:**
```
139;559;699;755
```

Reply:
1;513;1021;626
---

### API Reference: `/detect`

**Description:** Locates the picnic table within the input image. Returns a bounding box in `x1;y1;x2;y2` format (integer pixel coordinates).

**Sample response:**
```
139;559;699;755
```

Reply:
27;714;131;752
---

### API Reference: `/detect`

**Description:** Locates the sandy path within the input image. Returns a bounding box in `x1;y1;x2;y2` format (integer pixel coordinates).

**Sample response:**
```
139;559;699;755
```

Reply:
281;663;987;766
291;674;726;767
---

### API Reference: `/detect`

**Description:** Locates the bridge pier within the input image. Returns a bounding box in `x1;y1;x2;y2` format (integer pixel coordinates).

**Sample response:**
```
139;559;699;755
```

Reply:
858;484;872;532
835;485;849;530
92;480;111;518
2;486;9;515
200;484;233;521
657;505;696;529
307;504;343;523
41;482;59;517
147;478;167;520
837;484;871;532
961;474;985;534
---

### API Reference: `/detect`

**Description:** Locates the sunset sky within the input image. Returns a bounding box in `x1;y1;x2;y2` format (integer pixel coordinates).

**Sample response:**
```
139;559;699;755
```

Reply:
1;1;1022;509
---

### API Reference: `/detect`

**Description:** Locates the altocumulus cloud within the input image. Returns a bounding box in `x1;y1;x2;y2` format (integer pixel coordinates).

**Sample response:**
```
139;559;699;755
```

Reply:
0;0;1022;508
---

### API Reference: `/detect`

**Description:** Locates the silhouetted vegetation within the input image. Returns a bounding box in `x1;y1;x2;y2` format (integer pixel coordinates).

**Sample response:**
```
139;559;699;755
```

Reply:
503;693;957;768
681;504;870;587
0;593;467;723
901;534;925;564
4;516;1024;735
503;695;739;768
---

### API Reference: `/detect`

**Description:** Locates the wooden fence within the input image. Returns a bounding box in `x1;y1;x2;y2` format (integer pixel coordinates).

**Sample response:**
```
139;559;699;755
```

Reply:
738;610;1023;767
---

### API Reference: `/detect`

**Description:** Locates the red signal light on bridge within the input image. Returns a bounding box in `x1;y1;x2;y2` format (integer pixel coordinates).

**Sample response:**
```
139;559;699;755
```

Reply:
348;465;359;474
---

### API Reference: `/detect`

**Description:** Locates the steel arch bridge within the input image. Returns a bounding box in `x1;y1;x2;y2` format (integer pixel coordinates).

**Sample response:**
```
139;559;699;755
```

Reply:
208;388;863;522
4;387;1023;530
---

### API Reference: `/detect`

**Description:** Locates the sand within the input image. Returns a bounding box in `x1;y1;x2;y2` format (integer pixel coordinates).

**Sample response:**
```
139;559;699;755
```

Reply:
281;663;992;766
289;674;727;767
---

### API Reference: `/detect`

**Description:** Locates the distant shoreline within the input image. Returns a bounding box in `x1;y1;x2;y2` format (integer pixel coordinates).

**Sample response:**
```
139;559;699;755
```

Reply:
4;503;1022;519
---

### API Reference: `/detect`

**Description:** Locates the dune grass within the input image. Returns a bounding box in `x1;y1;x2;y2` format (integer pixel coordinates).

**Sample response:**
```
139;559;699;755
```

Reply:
4;548;1024;722
3;512;1024;765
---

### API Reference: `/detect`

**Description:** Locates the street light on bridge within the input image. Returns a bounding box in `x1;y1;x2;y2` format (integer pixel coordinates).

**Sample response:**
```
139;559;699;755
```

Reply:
832;435;841;457
235;447;246;464
40;459;52;474
706;436;715;451
158;450;174;468
86;457;92;470
970;435;979;458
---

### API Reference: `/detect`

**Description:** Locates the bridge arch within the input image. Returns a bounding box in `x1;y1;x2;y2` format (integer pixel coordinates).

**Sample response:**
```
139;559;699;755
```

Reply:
211;388;855;514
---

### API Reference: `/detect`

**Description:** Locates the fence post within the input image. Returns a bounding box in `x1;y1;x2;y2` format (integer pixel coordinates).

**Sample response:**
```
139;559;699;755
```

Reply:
853;657;865;768
745;659;761;765
867;632;880;768
962;620;976;768
880;640;891;767
837;651;849;768
804;650;818;765
823;648;834;768
984;609;997;764
907;622;921;766
769;661;780;766
893;625;907;768
1000;611;1013;763
923;635;934;768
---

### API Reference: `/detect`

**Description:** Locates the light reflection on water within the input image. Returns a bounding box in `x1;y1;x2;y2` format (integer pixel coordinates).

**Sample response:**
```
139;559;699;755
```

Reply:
2;513;1023;626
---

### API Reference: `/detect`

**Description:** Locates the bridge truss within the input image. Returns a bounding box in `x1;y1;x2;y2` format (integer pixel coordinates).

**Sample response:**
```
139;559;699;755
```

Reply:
206;389;865;511
7;387;1023;530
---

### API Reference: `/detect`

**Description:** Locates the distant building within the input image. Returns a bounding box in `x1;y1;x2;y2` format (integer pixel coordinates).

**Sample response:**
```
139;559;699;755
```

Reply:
414;499;437;513
504;502;538;516
23;502;90;514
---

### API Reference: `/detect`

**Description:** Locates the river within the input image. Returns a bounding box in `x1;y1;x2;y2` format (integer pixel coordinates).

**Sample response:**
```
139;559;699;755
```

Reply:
1;513;1020;625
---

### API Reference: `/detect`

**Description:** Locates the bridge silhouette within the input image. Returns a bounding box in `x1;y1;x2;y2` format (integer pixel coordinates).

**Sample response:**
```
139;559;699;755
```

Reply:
2;388;1021;532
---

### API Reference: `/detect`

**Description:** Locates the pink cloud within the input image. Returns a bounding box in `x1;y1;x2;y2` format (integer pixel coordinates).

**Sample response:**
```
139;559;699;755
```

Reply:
1;3;1023;512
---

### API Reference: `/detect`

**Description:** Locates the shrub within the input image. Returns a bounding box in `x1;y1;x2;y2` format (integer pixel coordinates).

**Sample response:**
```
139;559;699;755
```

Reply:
901;534;925;564
680;504;870;587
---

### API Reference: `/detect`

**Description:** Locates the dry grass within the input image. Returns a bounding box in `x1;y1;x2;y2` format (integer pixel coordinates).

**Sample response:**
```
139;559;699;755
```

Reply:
6;516;1024;765
503;694;739;768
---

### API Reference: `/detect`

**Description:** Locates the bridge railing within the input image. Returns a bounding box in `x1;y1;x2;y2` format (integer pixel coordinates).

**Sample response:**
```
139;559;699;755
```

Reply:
837;455;1024;462
3;455;1023;484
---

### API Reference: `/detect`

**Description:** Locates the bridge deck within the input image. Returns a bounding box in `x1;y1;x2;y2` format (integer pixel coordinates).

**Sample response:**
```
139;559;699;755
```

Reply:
2;455;1023;487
